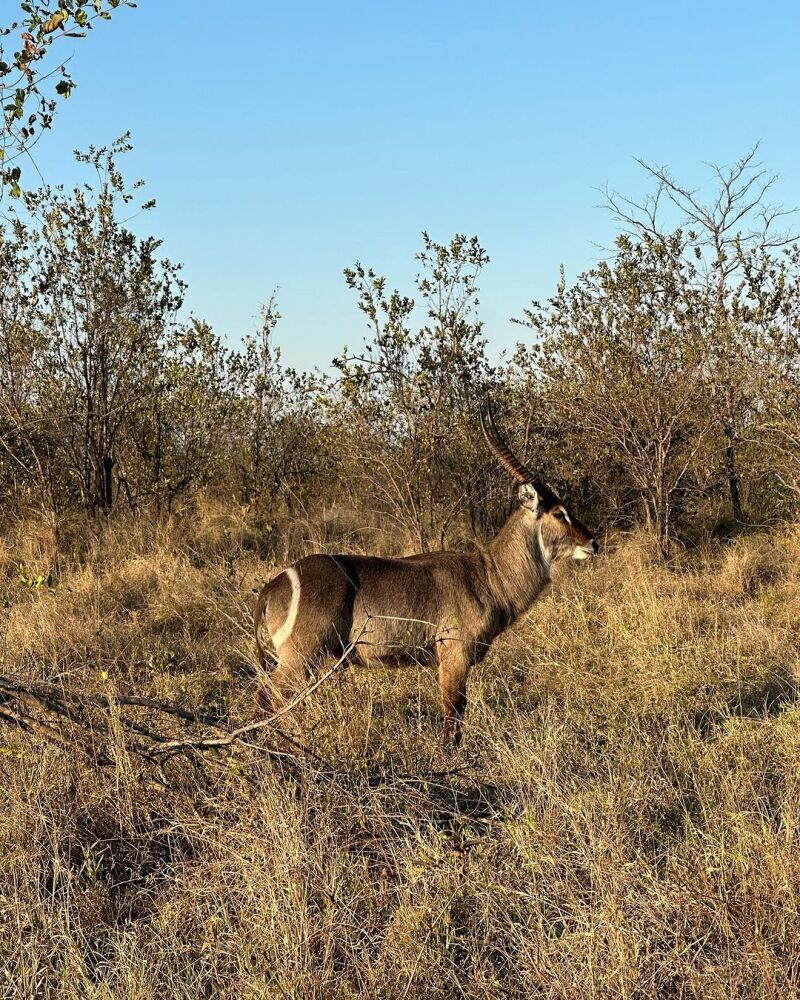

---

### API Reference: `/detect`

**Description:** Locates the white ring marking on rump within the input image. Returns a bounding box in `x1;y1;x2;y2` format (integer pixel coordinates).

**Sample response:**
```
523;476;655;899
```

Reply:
272;567;300;649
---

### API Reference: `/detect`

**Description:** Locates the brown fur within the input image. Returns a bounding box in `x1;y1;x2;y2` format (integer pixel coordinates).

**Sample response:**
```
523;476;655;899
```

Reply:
255;489;597;744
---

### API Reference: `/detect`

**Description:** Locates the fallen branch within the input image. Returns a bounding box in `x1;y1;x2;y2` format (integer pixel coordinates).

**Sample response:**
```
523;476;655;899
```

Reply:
0;626;364;773
0;677;225;728
153;637;358;756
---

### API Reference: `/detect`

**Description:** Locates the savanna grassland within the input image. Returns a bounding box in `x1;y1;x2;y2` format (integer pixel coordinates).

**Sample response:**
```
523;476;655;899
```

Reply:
3;4;800;998
1;503;799;999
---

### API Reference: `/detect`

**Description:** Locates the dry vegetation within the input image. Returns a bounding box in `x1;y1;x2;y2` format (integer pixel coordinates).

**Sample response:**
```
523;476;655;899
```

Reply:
1;504;799;998
3;8;800;997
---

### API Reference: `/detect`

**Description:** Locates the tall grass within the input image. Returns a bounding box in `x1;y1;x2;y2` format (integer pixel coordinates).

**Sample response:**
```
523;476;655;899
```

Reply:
1;506;799;998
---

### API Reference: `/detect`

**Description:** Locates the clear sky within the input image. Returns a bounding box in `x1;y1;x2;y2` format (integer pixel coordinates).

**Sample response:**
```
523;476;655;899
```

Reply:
21;1;800;370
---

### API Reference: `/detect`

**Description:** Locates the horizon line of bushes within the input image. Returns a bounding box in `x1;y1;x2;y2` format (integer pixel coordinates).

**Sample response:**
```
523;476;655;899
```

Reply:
1;141;799;558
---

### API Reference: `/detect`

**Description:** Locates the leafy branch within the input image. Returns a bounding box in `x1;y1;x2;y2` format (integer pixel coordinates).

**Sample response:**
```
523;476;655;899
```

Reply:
1;0;136;195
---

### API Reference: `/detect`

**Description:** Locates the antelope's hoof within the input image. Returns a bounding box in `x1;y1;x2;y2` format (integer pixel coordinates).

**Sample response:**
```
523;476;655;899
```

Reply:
443;723;464;750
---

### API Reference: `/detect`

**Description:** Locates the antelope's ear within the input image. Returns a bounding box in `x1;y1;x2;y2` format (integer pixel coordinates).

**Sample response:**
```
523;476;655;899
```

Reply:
518;483;540;511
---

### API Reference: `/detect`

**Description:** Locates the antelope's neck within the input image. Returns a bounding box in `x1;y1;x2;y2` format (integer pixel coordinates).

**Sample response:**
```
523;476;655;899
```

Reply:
482;508;551;621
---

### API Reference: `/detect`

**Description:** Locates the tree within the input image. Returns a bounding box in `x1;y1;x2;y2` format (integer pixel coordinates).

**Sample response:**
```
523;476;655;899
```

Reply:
730;244;800;514
603;146;798;522
0;212;60;513
336;233;497;550
1;1;135;196
0;137;184;515
517;233;714;557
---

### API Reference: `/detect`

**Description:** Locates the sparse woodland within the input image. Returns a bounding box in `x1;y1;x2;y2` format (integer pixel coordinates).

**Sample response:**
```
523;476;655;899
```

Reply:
2;5;800;998
3;139;799;554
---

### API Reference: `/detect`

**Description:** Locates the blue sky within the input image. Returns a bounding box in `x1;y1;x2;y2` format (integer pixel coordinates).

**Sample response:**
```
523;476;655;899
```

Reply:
21;1;800;369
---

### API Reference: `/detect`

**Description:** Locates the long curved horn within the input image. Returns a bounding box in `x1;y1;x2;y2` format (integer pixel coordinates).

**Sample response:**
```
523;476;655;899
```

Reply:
479;399;535;485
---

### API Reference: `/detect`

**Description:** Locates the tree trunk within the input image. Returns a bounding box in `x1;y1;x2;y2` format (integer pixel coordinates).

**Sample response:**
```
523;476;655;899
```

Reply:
723;420;744;521
95;452;115;515
652;477;671;560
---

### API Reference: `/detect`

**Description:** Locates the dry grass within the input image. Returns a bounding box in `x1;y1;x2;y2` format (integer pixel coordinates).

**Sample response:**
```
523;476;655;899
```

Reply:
1;507;800;998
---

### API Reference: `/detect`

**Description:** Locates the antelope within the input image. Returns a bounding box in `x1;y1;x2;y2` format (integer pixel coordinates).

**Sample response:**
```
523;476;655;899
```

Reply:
254;403;598;743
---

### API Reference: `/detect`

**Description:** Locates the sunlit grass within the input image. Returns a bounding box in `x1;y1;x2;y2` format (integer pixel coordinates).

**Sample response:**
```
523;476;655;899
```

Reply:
1;509;799;997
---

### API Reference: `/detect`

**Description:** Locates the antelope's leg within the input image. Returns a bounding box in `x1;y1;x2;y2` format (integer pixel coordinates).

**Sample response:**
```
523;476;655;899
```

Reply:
437;643;471;747
254;647;313;714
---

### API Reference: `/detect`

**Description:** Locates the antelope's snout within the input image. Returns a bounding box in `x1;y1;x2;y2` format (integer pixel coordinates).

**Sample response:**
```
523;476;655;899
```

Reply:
573;536;599;560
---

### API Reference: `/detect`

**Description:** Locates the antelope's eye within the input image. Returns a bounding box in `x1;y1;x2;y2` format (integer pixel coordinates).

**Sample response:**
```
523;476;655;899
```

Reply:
553;509;566;521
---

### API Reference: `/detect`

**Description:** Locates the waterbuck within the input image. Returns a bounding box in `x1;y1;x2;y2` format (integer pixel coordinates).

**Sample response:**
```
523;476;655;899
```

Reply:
254;404;598;742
